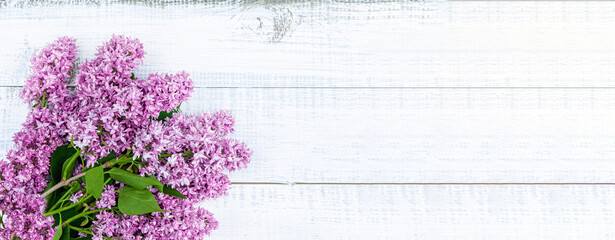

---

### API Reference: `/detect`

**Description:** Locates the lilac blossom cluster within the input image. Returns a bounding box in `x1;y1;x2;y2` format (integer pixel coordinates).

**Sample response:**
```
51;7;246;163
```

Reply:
134;111;251;201
0;37;77;240
0;35;252;239
87;193;217;240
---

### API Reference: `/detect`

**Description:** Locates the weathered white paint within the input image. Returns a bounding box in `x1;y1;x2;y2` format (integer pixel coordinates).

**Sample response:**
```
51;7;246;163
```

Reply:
2;1;615;239
2;1;615;87
3;87;615;183
201;184;615;239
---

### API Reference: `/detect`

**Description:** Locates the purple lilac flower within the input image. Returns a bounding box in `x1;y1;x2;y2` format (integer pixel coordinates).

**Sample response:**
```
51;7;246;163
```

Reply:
70;190;84;204
0;35;251;239
68;35;194;167
134;111;252;201
96;185;116;209
0;37;78;239
92;193;218;240
19;36;77;107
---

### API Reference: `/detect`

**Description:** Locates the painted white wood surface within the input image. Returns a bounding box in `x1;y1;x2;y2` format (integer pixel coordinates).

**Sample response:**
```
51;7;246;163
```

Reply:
200;184;615;239
2;1;615;239
3;1;615;87
3;87;615;183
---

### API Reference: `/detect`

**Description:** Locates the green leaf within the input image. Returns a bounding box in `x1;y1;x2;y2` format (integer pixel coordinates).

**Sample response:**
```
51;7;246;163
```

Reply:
146;175;164;191
60;227;70;240
155;110;173;122
50;145;77;183
52;206;80;227
109;157;134;166
155;104;181;122
162;185;187;199
51;216;63;240
61;149;81;180
117;186;166;215
79;217;89;227
61;160;74;181
85;166;104;199
107;168;163;190
96;151;116;166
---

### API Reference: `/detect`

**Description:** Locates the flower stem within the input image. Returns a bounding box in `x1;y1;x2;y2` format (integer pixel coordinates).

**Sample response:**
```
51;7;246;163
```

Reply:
62;208;109;228
41;172;86;198
67;225;119;240
45;177;112;216
42;153;129;198
107;156;133;166
67;225;91;234
44;194;93;217
47;186;77;212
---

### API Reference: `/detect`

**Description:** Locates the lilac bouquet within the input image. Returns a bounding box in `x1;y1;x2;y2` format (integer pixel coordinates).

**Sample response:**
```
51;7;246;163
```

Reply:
0;36;252;239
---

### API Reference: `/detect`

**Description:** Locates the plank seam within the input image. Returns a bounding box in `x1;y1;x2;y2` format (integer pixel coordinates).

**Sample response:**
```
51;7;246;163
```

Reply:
232;182;615;185
6;86;615;89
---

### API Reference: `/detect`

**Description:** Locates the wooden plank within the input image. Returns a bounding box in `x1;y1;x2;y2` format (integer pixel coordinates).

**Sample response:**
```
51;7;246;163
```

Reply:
3;86;615;183
3;1;615;87
201;184;615;239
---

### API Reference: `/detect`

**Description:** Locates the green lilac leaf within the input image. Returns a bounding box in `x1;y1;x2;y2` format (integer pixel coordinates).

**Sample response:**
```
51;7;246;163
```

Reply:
85;166;104;199
51;216;63;240
60;226;70;240
146;175;163;191
53;207;80;227
59;208;79;225
50;145;76;183
61;150;81;180
107;168;163;190
96;151;116;166
79;217;89;227
117;186;166;216
155;110;173;121
162;185;187;199
61;157;75;181
155;104;181;122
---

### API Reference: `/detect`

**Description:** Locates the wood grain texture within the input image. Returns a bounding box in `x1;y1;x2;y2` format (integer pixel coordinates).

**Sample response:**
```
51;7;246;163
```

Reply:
3;86;615;183
3;1;615;87
201;184;615;239
3;1;615;239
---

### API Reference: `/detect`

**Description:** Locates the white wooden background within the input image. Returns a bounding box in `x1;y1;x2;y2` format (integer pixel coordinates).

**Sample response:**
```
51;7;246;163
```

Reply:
3;0;615;239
